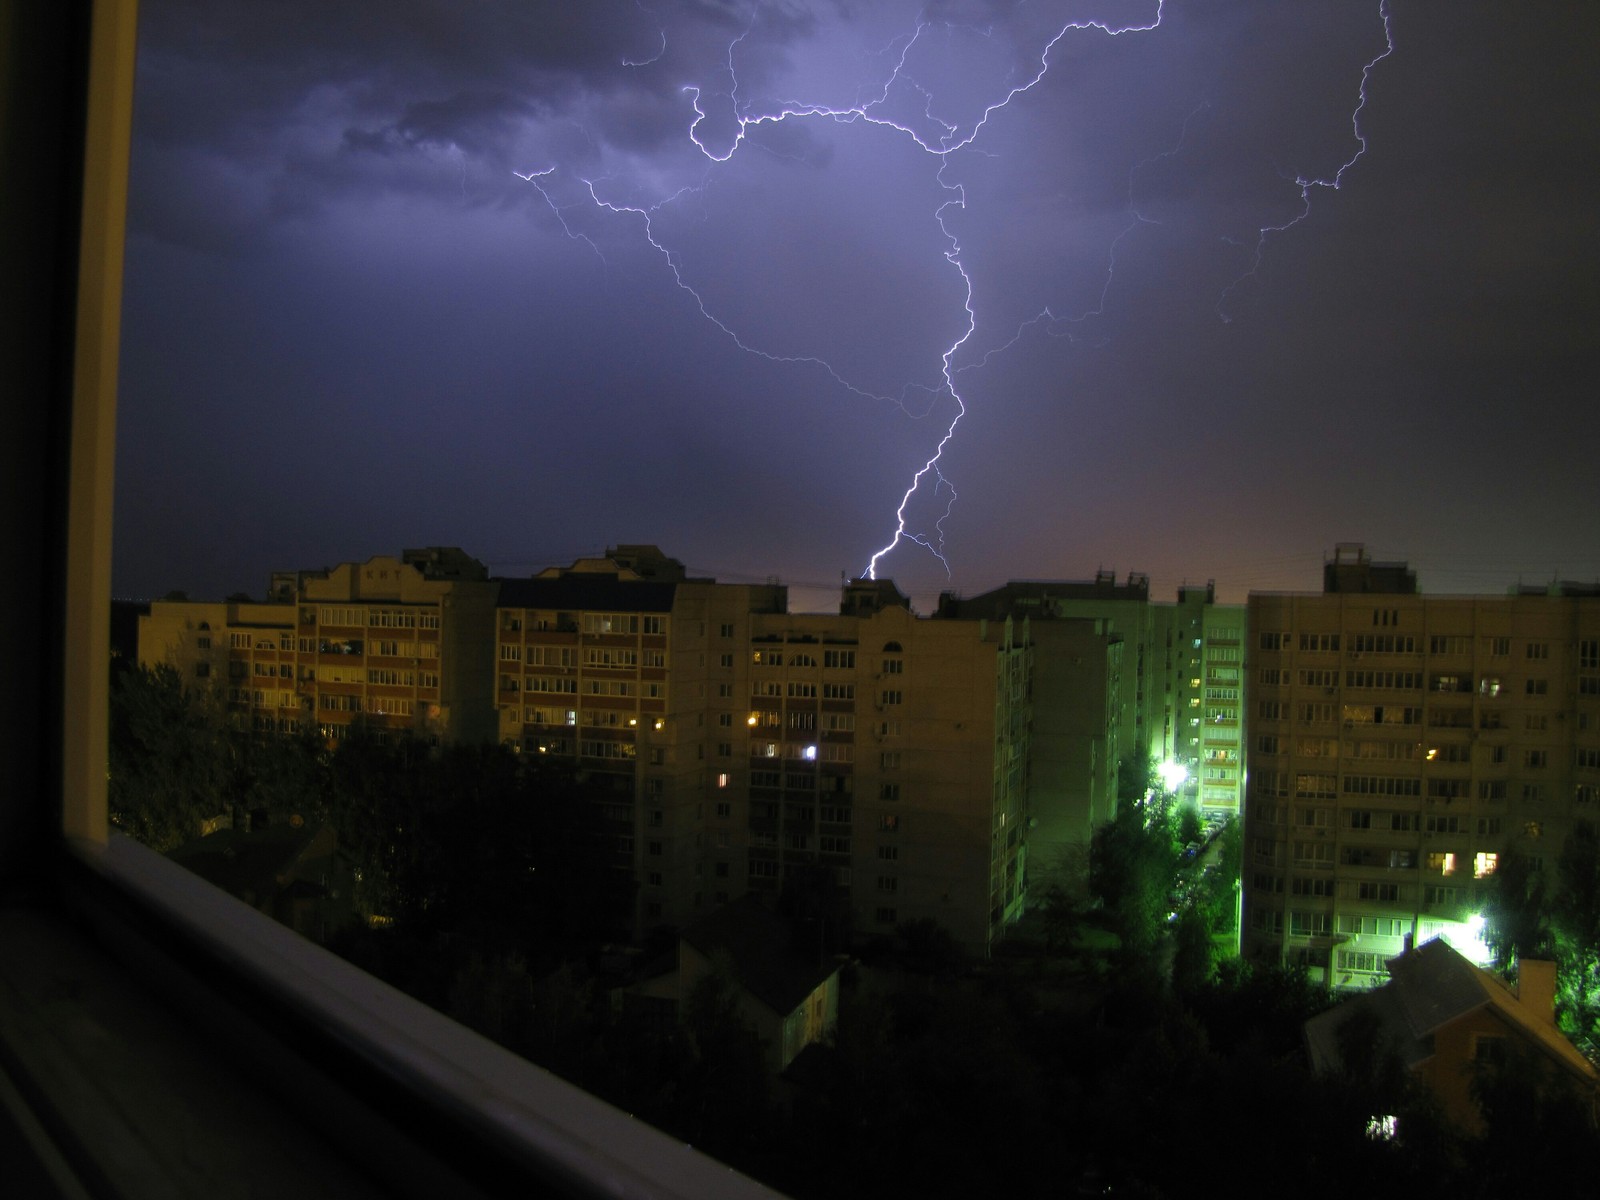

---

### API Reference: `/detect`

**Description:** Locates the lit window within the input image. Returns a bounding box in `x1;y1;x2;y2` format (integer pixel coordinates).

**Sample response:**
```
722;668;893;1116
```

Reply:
1474;852;1498;879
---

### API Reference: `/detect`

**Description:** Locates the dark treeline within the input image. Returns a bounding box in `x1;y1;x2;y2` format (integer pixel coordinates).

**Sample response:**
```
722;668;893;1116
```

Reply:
110;663;630;988
111;665;1600;1198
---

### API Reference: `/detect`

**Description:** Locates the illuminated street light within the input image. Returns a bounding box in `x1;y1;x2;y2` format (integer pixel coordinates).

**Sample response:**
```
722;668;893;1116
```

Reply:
1440;912;1495;966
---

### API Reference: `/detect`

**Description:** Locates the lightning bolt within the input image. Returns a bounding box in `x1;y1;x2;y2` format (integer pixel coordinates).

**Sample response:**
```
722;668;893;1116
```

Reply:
514;166;607;263
957;100;1215;375
1218;1;1396;322
516;0;1392;586
621;0;668;68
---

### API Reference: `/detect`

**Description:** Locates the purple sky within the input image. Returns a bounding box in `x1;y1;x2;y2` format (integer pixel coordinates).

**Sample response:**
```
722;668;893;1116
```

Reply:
114;1;1600;611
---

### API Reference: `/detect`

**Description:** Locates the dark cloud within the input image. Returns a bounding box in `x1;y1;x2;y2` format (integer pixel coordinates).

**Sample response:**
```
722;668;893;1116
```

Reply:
395;91;534;153
116;1;1600;604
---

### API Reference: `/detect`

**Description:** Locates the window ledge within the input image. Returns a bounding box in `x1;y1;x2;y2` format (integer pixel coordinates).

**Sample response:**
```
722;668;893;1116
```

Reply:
5;834;783;1200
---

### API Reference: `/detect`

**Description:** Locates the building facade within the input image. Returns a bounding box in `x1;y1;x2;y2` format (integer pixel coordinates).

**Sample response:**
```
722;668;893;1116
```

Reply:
939;575;1246;897
493;552;1032;953
1166;585;1247;818
1242;545;1600;989
944;574;1157;770
138;548;499;743
141;545;1037;954
492;547;787;937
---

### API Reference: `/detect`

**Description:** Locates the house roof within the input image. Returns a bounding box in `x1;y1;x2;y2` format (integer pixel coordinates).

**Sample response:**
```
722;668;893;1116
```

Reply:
1384;936;1501;1037
169;821;332;902
1305;937;1598;1084
1304;973;1434;1074
681;895;838;1017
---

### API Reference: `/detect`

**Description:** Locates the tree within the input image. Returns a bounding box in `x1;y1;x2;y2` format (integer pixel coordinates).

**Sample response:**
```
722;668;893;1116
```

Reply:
1551;821;1600;1058
1446;824;1600;1062
1186;958;1334;1059
677;959;773;1158
1170;906;1216;996
221;709;329;830
1116;755;1155;805
1176;802;1203;848
327;734;630;972
110;662;337;853
1038;882;1081;955
1468;1038;1600;1188
1483;847;1552;966
1089;792;1178;966
109;663;231;851
1193;814;1243;935
1555;823;1600;941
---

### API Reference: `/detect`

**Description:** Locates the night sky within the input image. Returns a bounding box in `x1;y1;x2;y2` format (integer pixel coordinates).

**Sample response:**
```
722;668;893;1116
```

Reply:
114;1;1600;612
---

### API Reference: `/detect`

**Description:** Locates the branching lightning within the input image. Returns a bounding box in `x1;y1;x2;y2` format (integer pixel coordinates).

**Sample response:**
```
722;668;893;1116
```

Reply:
514;166;607;263
957;99;1214;375
1218;1;1395;321
516;0;1394;585
621;0;668;68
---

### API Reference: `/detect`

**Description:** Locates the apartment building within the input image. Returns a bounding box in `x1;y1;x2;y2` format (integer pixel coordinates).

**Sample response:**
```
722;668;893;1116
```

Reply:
1242;545;1600;989
938;576;1245;895
749;580;1032;954
142;543;1034;952
943;574;1156;764
498;558;1032;953
1167;585;1247;818
492;547;786;936
139;548;499;743
939;587;1120;891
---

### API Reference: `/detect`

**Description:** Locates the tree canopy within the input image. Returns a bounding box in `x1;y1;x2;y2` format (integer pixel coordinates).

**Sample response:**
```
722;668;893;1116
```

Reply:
1484;821;1600;1060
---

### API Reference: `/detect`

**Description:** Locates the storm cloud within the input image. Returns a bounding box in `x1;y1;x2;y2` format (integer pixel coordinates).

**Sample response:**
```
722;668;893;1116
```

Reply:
116;1;1600;605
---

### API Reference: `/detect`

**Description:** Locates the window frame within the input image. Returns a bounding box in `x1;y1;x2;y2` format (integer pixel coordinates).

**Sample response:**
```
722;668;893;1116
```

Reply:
6;7;778;1196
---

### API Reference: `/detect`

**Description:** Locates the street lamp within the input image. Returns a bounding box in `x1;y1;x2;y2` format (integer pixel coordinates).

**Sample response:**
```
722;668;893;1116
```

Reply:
1158;760;1188;793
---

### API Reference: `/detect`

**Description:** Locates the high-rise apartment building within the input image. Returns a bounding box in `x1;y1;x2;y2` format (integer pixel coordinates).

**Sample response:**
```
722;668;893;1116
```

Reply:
1242;545;1600;989
496;553;1031;952
746;581;1033;954
939;585;1122;890
939;575;1246;893
492;547;786;936
944;574;1156;764
1167;585;1247;818
139;548;499;743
